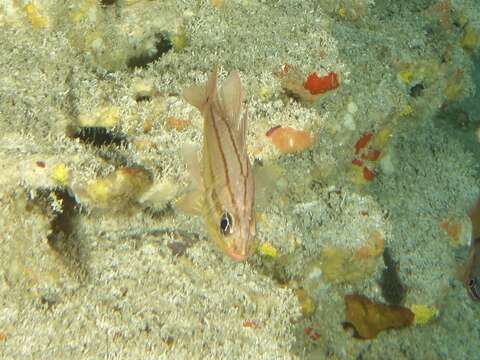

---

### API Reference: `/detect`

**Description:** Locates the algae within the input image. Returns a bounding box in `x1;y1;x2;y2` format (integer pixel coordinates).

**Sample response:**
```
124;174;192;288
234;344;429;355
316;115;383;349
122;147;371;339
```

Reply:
0;0;479;359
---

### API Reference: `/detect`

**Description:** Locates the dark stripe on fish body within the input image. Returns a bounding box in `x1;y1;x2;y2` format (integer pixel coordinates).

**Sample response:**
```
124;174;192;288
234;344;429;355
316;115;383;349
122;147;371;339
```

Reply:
208;105;238;215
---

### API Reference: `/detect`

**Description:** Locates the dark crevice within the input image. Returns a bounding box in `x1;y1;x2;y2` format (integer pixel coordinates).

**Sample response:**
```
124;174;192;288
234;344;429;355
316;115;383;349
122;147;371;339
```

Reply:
126;32;172;69
71;126;128;147
378;247;407;305
28;188;89;280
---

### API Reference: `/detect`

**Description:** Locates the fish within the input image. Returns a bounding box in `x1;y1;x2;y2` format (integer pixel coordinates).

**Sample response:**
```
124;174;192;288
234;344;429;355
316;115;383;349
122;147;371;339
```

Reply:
181;66;256;261
465;198;480;301
464;236;480;301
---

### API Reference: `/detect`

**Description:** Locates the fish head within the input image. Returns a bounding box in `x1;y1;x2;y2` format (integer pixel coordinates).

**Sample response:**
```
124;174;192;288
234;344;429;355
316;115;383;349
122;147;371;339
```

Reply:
204;182;256;261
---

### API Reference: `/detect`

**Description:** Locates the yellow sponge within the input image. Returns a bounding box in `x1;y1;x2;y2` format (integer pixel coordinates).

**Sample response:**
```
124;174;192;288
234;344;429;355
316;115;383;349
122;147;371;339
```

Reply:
411;304;438;325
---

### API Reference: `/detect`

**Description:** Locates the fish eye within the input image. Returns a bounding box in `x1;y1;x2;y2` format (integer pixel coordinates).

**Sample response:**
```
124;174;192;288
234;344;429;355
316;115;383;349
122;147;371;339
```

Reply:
220;211;233;236
467;278;480;300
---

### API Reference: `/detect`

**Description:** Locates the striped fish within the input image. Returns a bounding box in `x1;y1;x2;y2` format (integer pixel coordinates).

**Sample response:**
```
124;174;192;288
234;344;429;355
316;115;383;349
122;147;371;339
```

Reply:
464;236;480;301
464;198;480;301
182;66;256;261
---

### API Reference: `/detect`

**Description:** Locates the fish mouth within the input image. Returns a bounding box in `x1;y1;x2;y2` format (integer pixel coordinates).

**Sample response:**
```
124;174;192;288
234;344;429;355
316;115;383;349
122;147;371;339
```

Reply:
223;242;252;262
225;249;249;262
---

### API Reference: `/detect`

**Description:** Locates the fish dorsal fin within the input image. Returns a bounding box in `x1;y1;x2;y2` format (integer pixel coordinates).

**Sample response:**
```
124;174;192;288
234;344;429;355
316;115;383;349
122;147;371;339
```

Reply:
183;66;219;113
220;70;244;129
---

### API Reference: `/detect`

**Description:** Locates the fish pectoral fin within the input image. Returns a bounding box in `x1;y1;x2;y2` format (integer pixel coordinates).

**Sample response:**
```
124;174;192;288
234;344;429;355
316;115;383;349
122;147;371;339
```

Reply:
181;143;203;189
175;190;204;216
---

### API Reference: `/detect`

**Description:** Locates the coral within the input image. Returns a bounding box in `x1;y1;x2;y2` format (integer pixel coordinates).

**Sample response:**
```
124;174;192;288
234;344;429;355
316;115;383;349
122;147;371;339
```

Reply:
273;64;339;103
295;288;316;317
303;71;339;95
258;242;279;258
78;167;153;209
355;230;385;259
266;126;314;154
411;304;439;325
344;294;414;339
439;216;471;247
50;163;69;187
318;246;379;284
460;26;479;52
24;3;49;28
78;106;121;128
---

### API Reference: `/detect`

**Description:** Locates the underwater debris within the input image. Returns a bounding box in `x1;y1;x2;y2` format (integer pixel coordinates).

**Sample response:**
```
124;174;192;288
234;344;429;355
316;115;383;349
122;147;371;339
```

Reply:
295;288;316;317
165;116;192;132
362;167;375;181
242;320;258;328
273;64;339;103
351;129;390;183
355;230;384;259
379;247;407;305
318;246;378;284
343;294;414;339
266;126;314;154
303;71;339;95
80;167;153;209
303;326;321;341
354;132;373;154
